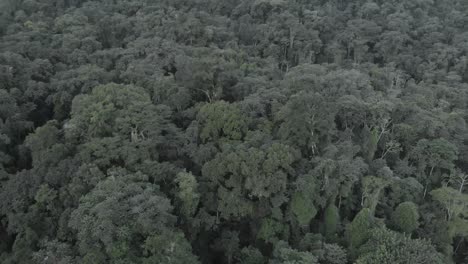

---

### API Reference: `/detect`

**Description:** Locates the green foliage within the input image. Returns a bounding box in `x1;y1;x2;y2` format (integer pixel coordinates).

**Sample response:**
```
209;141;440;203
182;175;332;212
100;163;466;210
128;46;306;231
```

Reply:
212;231;240;264
69;83;156;138
142;232;200;264
68;168;176;262
346;208;376;257
175;170;200;217
367;126;380;161
1;0;467;263
258;218;284;243
290;192;317;226
197;101;248;142
361;176;390;214
410;138;459;197
392;201;419;234
323;204;340;241
32;239;76;264
431;187;468;222
201;143;296;221
356;228;444;264
276;92;333;155
431;186;468;247
321;243;347;264
297;234;347;264
23;121;68;174
239;246;265;264
271;241;318;264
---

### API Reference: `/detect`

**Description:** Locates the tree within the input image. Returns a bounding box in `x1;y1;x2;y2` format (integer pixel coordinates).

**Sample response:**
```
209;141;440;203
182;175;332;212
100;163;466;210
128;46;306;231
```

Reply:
175;170;200;218
321;243;347;264
323;204;340;241
257;218;284;244
410;138;458;198
392;201;419;234
24;120;62;168
298;234;347;264
346;208;377;257
239;246;265;264
68;83;163;139
50;65;111;120
67;83;180;168
1;0;468;262
275;91;335;156
142;232;200;264
197;101;249;142
270;240;318;264
212;230;240;264
356;228;444;264
68;168;181;262
361;176;390;215
309;141;368;209
431;187;468;223
290;191;317;227
341;19;381;63
201;143;296;222
32;239;76;264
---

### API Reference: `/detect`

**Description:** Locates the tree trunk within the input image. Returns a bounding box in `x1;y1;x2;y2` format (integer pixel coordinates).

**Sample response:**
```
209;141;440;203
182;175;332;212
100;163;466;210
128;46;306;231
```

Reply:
423;166;435;199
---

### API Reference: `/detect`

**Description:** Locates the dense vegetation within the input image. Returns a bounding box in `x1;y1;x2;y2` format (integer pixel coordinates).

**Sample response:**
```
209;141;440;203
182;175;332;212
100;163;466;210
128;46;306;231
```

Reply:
1;0;468;263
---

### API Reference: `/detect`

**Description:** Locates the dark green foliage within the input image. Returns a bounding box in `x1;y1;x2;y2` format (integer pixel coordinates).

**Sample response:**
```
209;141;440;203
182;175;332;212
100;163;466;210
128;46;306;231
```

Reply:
392;201;419;234
142;232;200;264
68;169;179;262
197;101;248;142
323;204;340;241
346;208;377;257
271;241;318;264
201;143;296;221
239;246;265;264
257;218;284;243
321;243;347;264
356;228;444;264
290;192;317;227
0;0;467;263
175;170;200;218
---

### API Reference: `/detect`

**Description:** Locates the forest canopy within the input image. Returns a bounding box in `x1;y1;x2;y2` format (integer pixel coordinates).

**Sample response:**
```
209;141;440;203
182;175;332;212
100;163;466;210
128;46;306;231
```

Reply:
1;0;468;263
